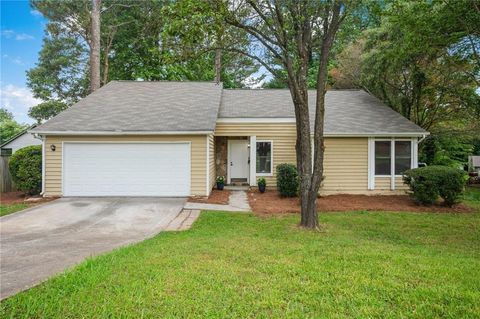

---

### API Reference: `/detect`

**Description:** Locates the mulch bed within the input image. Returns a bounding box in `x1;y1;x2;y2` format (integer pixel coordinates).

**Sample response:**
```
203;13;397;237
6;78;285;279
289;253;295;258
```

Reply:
248;189;474;214
1;191;58;205
188;189;231;205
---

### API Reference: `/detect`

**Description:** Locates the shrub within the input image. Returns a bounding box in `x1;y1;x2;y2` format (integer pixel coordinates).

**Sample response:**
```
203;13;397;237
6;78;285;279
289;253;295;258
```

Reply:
403;165;467;206
257;177;266;187
9;145;42;195
276;163;298;197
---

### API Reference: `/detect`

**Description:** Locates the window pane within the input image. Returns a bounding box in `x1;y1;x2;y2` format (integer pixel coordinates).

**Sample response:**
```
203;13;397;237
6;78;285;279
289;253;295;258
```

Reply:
395;141;411;174
256;142;272;174
375;141;391;175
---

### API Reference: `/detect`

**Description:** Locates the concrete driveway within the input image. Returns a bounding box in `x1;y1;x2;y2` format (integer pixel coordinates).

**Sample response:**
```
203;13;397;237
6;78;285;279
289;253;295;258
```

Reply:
0;197;185;299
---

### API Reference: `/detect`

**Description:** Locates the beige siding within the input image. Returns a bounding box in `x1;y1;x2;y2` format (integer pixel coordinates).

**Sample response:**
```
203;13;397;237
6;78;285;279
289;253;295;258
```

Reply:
321;138;368;195
375;177;391;191
208;134;215;194
44;135;207;196
215;123;296;186
215;124;370;194
375;176;409;194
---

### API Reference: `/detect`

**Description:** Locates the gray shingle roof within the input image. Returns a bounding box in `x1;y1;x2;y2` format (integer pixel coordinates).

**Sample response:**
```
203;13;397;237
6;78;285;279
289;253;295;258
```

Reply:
32;81;426;135
220;89;427;134
32;81;223;133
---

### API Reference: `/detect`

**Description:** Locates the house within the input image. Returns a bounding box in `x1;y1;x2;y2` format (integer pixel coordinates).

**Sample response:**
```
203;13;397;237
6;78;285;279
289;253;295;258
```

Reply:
1;125;41;156
30;81;428;197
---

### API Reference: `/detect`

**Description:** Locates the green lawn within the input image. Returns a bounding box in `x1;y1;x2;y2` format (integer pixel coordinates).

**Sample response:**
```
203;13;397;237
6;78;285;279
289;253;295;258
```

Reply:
464;186;480;209
2;208;479;318
0;203;29;217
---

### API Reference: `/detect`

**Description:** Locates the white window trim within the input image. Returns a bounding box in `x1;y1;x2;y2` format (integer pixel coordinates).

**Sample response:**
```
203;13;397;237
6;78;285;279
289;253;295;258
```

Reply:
249;136;257;186
256;140;274;177
370;137;418;191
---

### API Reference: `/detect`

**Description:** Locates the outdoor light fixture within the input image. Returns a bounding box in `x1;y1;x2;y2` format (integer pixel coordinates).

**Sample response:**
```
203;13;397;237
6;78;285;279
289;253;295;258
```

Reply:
50;144;56;152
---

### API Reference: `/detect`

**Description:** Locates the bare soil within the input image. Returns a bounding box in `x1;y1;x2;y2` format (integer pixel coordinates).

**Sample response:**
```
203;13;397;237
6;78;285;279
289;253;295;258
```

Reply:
188;189;231;205
248;189;474;214
1;191;58;205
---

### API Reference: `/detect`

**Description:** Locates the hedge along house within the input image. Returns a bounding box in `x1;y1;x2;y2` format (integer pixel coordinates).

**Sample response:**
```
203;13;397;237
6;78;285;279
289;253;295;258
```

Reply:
30;81;428;197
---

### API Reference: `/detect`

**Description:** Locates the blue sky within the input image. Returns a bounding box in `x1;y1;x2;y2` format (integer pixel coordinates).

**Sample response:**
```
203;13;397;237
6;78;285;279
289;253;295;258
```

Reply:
1;0;46;124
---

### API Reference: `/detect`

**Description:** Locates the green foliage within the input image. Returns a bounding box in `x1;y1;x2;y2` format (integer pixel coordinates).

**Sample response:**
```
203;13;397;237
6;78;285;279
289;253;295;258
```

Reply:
0;108;28;144
28;101;68;123
9;146;43;195
403;166;467;207
257;177;266;187
216;176;225;184
276;163;299;197
420;133;475;168
26;33;89;104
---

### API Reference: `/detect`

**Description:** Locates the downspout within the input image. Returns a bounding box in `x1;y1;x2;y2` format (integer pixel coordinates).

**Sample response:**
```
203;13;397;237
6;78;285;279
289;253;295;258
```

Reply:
418;133;427;144
33;134;46;196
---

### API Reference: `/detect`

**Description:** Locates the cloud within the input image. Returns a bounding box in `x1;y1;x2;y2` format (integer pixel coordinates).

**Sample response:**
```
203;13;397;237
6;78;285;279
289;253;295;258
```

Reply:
1;29;34;41
2;54;25;66
0;84;40;124
30;9;42;17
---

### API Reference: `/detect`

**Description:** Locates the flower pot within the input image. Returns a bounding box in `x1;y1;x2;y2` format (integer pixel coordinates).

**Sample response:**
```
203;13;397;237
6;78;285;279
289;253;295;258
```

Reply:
258;184;266;193
217;182;224;190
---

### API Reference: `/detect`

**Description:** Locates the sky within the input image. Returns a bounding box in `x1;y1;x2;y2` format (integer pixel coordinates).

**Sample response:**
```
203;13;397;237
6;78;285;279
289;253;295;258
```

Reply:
1;0;46;124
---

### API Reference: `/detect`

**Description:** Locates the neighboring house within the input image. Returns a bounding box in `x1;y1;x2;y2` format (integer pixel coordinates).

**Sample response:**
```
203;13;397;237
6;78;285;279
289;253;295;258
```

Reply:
469;156;480;173
1;125;41;156
30;81;428;197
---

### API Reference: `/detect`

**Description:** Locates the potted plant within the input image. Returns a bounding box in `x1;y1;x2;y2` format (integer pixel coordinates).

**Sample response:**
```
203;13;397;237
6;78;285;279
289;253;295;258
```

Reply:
216;176;225;190
257;177;266;193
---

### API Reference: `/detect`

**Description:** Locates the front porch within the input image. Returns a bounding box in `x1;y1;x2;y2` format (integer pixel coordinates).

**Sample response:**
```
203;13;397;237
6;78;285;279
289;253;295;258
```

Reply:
214;136;272;187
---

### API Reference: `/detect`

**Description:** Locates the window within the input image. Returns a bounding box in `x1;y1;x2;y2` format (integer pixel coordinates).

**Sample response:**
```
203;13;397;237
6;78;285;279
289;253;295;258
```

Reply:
374;140;412;176
256;141;272;175
395;141;411;175
375;141;391;175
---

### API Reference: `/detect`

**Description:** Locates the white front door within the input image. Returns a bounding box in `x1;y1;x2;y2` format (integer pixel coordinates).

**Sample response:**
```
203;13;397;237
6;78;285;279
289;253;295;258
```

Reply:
228;140;249;183
63;142;191;197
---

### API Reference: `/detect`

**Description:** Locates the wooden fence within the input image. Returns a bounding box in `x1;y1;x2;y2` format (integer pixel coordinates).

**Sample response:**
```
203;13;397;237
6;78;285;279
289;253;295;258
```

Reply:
0;156;16;193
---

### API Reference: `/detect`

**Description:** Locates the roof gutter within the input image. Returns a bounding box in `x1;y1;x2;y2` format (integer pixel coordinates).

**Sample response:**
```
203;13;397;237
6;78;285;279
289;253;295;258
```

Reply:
322;132;430;138
28;130;214;136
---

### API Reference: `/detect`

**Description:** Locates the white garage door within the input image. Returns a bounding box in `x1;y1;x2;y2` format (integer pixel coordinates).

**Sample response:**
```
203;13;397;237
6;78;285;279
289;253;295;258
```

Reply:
63;143;190;196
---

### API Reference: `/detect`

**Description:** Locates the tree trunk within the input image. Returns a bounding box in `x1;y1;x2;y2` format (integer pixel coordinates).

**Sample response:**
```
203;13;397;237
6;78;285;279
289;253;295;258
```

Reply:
90;0;101;92
214;48;222;83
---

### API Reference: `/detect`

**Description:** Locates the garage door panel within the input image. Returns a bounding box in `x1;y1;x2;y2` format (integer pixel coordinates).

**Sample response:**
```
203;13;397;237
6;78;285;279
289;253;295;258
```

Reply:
63;143;190;196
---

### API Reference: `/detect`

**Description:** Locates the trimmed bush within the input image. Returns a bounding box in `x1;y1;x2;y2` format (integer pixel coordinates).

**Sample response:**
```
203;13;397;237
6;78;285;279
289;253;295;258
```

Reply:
276;163;299;197
403;165;467;206
9;145;42;195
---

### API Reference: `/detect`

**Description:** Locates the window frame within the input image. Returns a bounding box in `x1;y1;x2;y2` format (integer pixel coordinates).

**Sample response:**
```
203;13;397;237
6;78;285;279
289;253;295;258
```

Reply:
374;138;413;177
374;140;392;176
255;140;273;176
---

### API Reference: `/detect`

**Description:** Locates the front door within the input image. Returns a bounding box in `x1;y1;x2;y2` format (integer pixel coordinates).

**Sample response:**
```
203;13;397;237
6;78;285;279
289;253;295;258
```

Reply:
228;140;249;183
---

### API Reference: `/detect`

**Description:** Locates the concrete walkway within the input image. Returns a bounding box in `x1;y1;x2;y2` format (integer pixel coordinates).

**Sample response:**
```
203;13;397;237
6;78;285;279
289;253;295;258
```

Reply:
184;190;251;212
0;197;184;299
164;209;200;231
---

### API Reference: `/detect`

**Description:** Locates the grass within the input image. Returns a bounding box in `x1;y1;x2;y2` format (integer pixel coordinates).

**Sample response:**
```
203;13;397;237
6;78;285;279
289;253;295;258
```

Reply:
1;208;479;318
0;203;29;217
464;186;480;209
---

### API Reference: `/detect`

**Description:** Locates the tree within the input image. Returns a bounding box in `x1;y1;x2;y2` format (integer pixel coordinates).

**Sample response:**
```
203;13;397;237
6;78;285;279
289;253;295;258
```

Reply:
0;108;28;144
28;101;68;124
222;0;348;229
90;0;101;92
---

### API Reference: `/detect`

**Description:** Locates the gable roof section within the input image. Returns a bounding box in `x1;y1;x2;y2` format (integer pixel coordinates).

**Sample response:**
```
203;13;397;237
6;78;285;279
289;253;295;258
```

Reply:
1;124;37;148
32;81;223;134
32;81;427;136
219;89;427;135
